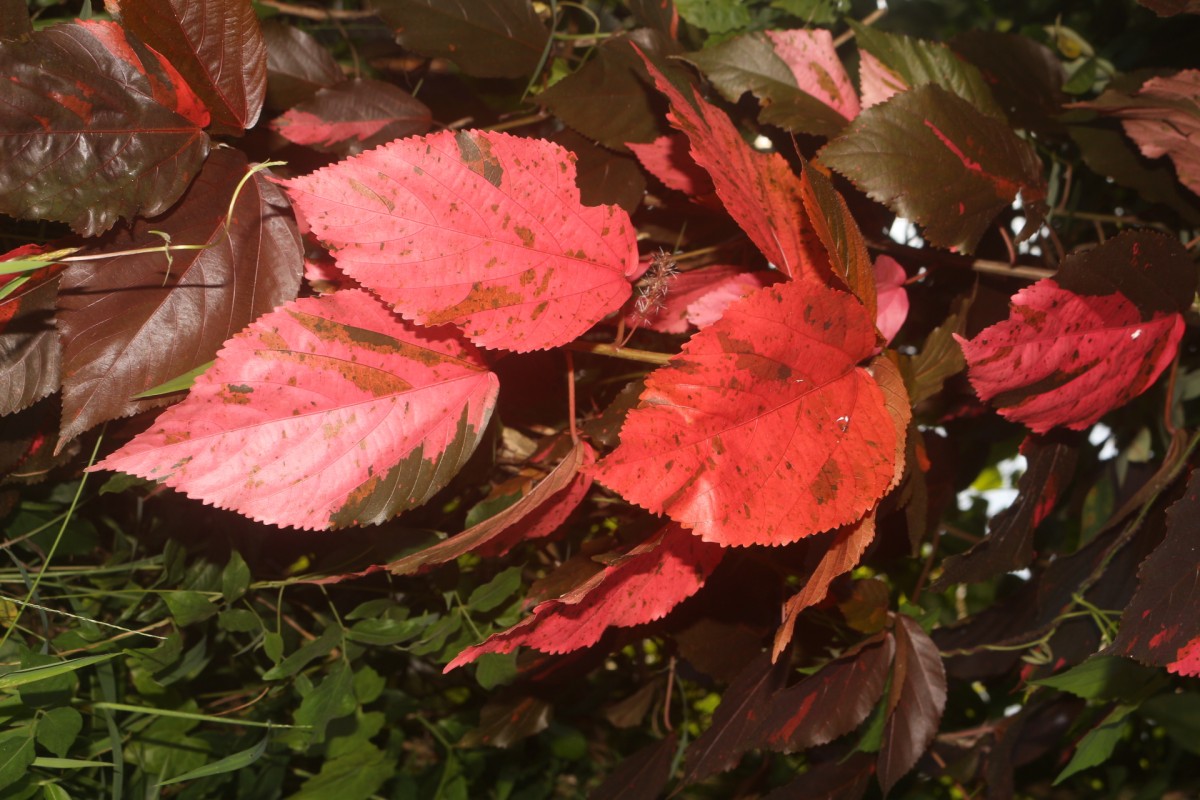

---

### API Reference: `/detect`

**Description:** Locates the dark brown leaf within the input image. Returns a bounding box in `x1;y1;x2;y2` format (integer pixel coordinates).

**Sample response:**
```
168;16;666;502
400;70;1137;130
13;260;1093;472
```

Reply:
1054;229;1198;317
950;31;1067;136
0;247;63;415
553;130;647;213
590;732;678;800
0;0;30;38
57;149;302;445
110;0;267;135
877;616;948;794
262;20;344;109
762;751;875;800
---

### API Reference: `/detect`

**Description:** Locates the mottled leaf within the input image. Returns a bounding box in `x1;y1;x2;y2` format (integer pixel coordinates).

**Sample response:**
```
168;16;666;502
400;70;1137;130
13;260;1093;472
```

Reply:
274;78;431;154
957;280;1183;433
108;0;266;135
373;0;549;79
595;280;901;547
93;290;500;530
286;130;637;352
820;84;1046;253
0;20;210;235
57;149;303;445
0;246;63;416
859;50;906;109
446;524;723;669
877;616;947;794
262;20;343;109
1109;467;1200;672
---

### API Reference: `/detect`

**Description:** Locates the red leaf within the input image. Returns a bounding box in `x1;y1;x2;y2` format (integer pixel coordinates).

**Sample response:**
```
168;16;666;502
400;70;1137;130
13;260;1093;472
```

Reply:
0;20;210;235
1110;467;1200;672
285;130;637;352
594;280;902;547
637;49;829;281
109;0;266;135
773;511;878;660
957;279;1184;433
877;616;947;794
92;290;499;530
765;29;860;121
0;245;64;415
874;256;909;343
271;79;432;156
445;524;723;669
56;149;303;445
625;264;779;334
387;440;594;574
626;134;715;196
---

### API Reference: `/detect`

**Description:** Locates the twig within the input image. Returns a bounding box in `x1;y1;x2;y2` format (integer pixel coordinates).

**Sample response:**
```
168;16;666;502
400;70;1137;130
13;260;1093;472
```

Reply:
833;7;887;48
254;0;376;20
564;340;673;365
565;350;579;444
867;238;1055;282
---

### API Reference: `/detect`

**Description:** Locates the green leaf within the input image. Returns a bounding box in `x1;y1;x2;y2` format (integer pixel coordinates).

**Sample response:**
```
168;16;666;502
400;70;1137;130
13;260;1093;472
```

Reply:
1140;692;1200;755
221;551;252;603
1054;704;1135;784
42;784;71;800
262;625;342;681
353;666;386;705
218;608;261;633
156;735;269;787
293;662;356;745
35;708;82;758
674;0;752;33
345;616;434;647
467;567;523;613
0;732;35;792
288;742;395;800
1031;656;1161;701
475;652;518;691
163;591;219;627
263;631;284;665
130;361;213;399
30;758;113;769
0;653;120;691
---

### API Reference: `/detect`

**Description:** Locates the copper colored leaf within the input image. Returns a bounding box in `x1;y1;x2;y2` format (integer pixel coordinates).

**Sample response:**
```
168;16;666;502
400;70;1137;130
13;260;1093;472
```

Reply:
1109;467;1200;672
638;49;829;281
372;0;549;79
681;651;789;785
445;524;723;669
877;616;947;795
773;512;877;660
285;130;637;352
935;433;1079;587
950;31;1067;136
388;440;594;574
0;20;210;235
756;636;894;754
57;149;303;445
595;280;901;547
957;279;1184;433
819;84;1046;254
93;290;500;530
262;20;344;109
109;0;266;135
272;79;432;156
0;246;63;416
0;0;30;37
591;732;679;800
798;161;876;316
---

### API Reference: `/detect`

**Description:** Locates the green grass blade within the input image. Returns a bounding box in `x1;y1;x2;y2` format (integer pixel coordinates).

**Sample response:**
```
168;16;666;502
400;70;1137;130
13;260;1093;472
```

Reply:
131;361;213;399
0;653;120;690
91;703;309;729
155;734;269;787
32;757;114;769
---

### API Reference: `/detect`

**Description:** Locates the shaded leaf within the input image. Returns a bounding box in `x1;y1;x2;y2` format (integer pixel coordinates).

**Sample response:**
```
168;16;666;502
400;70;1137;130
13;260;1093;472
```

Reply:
590;732;678;800
1053;228;1197;317
626;133;714;196
877;616;947;795
902;296;968;406
93;290;500;530
820;84;1046;253
290;742;395;799
389;440;594;573
271;79;432;156
110;0;266;135
262;20;343;109
595;280;901;547
638;48;829;281
762;750;874;800
286;130;637;352
459;696;552;748
773;512;877;659
553;130;647;214
1031;655;1162;702
957;279;1183;433
935;433;1078;587
681;651;789;784
1138;0;1200;14
0;245;63;416
1053;704;1135;785
0;732;34;792
0;0;30;38
950;31;1067;136
446;524;723;669
756;636;894;754
57;148;303;445
1109;466;1200;671
35;707;82;759
156;734;268;787
0;20;210;235
373;0;549;79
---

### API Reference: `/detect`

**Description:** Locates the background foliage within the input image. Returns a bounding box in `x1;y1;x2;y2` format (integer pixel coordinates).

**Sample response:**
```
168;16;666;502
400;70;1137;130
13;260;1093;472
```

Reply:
2;0;1199;798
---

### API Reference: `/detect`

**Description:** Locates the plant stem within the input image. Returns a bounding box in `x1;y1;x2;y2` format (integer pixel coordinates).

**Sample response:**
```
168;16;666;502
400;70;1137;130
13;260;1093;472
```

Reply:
564;340;673;365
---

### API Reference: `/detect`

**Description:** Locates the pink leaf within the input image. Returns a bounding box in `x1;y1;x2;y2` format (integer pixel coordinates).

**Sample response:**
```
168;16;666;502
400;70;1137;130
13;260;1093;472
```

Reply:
765;29;860;121
626;133;715;196
858;51;907;109
285;130;637;352
625;264;779;334
446;523;723;670
93;290;499;530
594;280;903;547
271;78;432;155
957;279;1184;433
873;255;909;343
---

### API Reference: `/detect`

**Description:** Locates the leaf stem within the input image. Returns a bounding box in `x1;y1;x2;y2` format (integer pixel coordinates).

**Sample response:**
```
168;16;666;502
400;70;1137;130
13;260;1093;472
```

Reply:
834;7;887;48
563;340;673;365
254;0;376;20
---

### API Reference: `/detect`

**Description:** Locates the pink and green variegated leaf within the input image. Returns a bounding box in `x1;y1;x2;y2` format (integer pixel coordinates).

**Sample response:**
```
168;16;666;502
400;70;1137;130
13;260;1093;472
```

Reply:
271;79;432;156
594;280;901;547
0;19;210;235
285;130;637;352
93;289;499;530
765;29;860;121
446;523;723;670
957;279;1184;433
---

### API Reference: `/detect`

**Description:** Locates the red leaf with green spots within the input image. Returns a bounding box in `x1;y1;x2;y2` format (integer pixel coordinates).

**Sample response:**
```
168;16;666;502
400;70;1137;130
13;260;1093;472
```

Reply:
92;289;499;530
594;280;905;547
284;130;637;352
445;523;723;670
957;279;1184;433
